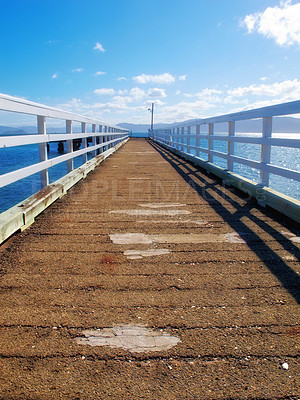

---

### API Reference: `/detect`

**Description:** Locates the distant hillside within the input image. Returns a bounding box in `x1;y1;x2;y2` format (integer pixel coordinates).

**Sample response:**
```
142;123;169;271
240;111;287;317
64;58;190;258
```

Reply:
272;116;300;133
117;123;170;133
0;125;65;135
1;115;299;136
0;125;36;135
118;116;300;133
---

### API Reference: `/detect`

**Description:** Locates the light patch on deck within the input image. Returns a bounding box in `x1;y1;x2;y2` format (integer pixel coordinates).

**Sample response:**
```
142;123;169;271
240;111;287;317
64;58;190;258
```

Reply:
110;233;153;244
74;325;181;353
124;249;170;259
139;203;186;208
109;209;191;216
225;232;247;244
129;161;166;165
126;152;156;155
126;177;151;180
110;232;247;244
281;231;300;243
136;219;209;226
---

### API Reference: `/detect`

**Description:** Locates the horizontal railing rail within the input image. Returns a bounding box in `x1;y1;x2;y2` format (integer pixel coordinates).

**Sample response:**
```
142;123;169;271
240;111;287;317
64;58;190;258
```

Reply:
150;100;300;222
0;93;129;190
151;100;300;188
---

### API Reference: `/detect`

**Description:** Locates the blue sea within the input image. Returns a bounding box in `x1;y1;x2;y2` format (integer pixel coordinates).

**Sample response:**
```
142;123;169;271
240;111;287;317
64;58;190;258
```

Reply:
0;132;299;214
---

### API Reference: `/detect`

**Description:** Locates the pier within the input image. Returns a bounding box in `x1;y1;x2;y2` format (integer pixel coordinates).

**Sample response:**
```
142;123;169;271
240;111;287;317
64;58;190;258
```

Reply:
0;95;299;399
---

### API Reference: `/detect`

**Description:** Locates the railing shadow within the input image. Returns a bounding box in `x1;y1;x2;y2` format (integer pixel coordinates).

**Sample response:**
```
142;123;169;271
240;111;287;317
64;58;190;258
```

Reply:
148;139;300;304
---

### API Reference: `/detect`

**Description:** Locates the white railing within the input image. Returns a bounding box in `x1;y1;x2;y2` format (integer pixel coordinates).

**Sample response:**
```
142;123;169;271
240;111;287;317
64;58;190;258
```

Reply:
151;100;300;221
0;93;129;189
151;100;300;189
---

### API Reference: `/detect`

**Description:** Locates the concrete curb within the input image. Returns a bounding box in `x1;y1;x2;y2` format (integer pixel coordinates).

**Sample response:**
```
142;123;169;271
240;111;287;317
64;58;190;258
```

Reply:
0;138;129;244
153;140;300;224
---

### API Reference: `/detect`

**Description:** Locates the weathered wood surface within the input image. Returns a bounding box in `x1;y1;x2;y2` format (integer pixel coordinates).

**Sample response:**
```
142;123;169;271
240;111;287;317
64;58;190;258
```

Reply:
0;138;299;399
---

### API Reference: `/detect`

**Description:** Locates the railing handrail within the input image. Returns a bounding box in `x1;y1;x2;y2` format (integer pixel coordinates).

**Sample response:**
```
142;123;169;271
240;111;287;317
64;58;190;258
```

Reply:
151;99;300;214
0;132;127;149
0;93;129;193
0;92;125;130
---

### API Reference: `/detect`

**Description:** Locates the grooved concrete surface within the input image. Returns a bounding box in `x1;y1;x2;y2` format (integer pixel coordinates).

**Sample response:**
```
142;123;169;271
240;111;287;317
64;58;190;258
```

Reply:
0;138;299;399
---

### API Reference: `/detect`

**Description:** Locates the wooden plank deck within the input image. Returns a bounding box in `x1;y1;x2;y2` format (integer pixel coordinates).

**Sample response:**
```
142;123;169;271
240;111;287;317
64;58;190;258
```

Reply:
0;138;299;399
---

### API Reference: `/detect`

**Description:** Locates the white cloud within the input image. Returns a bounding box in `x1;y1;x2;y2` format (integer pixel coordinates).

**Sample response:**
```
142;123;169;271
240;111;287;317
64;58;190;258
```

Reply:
117;77;127;81
226;79;300;100
56;98;90;113
130;87;146;99
110;96;133;108
93;42;106;52
52;73;58;79
179;75;187;81
72;68;84;73
93;71;106;76
144;99;165;107
54;76;300;125
94;88;115;96
156;99;217;123
241;0;300;46
183;88;223;103
133;73;175;84
146;88;167;99
243;14;257;32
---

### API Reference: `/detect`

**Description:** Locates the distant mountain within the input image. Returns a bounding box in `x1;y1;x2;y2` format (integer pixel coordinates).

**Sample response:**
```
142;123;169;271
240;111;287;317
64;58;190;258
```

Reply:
117;123;170;133
118;116;300;133
272;116;300;133
0;125;37;135
0;125;66;135
1;116;299;136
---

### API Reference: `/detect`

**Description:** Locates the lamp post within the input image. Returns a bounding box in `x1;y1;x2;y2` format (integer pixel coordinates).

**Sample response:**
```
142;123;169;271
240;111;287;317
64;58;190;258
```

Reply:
148;102;154;131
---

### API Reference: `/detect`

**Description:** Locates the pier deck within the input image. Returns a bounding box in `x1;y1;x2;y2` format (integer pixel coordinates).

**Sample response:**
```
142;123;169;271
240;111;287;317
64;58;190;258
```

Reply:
0;138;299;399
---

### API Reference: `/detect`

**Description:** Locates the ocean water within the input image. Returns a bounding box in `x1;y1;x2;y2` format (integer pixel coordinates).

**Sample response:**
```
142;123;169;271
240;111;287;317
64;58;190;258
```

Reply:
0;133;299;213
0;141;96;213
180;132;300;202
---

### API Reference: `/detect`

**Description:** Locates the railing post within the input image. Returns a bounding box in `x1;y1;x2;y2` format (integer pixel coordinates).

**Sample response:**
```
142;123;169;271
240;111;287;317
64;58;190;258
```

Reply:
172;128;175;147
195;125;200;158
82;122;87;163
208;123;214;162
103;126;107;151
66;120;73;172
187;126;191;154
181;127;184;151
176;127;179;150
37;115;49;188
107;127;110;148
99;125;103;153
227;121;235;171
260;116;272;186
92;124;96;157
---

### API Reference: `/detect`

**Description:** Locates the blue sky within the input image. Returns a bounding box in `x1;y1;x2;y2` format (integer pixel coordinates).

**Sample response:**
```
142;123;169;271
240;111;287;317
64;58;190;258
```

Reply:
1;0;300;125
